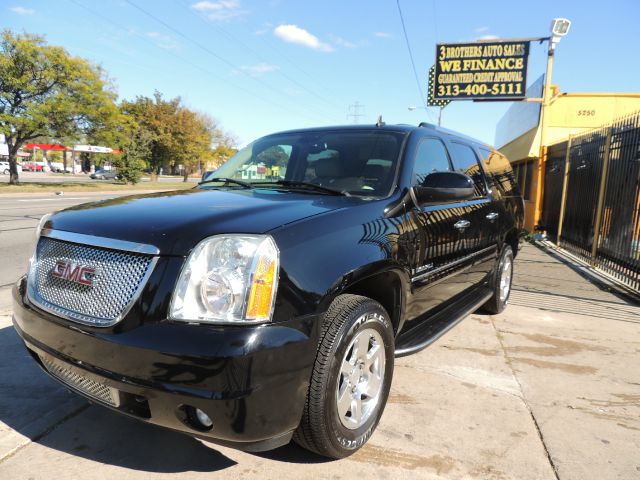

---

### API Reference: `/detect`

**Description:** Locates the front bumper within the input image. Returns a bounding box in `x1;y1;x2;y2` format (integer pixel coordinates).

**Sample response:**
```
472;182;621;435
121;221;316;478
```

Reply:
12;279;319;451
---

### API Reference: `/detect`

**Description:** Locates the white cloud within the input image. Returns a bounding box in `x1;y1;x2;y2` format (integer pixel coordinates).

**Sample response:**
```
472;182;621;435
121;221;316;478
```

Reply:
477;34;499;41
374;32;392;38
254;22;273;36
273;24;333;52
474;26;490;33
239;62;279;76
330;35;360;49
190;0;246;21
145;31;179;50
9;6;34;15
192;0;238;11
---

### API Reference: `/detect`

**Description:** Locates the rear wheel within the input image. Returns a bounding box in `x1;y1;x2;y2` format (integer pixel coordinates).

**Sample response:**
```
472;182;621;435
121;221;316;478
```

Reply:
482;245;514;314
294;294;394;458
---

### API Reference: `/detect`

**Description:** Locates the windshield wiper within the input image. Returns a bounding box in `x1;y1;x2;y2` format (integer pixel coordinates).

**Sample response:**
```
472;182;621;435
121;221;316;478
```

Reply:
251;180;350;196
198;177;253;189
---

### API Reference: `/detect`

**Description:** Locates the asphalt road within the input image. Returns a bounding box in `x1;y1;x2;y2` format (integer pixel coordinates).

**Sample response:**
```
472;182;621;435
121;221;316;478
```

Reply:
0;171;198;184
0;192;126;311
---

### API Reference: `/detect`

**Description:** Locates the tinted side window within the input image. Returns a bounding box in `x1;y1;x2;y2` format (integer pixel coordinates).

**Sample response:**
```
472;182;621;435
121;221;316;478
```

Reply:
448;142;487;197
413;138;451;185
478;147;520;198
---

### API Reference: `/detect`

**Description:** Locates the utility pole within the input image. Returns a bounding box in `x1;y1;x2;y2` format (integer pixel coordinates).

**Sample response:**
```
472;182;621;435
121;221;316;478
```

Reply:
347;101;365;124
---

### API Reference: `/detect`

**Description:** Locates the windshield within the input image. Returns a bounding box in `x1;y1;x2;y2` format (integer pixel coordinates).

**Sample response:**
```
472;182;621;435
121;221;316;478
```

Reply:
203;129;405;197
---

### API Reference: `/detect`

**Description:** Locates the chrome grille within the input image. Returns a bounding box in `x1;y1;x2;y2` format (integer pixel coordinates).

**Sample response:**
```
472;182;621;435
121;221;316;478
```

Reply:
41;357;120;407
28;236;156;326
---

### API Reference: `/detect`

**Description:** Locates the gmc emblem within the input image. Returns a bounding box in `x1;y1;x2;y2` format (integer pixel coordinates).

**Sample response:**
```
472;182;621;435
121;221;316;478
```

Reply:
51;260;96;286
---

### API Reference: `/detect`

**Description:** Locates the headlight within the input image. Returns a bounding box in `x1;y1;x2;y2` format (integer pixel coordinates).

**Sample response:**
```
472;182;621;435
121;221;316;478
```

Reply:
169;235;279;324
35;213;52;239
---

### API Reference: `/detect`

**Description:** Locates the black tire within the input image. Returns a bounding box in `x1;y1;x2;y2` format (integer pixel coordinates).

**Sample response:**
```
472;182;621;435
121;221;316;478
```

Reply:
3;169;8;175
482;245;514;314
294;294;394;458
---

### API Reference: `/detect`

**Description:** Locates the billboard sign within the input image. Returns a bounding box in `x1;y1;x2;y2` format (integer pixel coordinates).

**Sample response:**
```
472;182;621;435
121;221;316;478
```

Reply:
434;40;530;101
427;65;451;107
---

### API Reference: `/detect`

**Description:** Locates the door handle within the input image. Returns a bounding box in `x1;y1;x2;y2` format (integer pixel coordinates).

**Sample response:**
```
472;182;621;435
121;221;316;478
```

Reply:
454;220;471;230
486;212;499;221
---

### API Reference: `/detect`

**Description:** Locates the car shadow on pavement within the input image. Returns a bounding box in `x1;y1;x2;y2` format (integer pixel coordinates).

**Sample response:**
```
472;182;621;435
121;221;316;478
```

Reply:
0;324;326;472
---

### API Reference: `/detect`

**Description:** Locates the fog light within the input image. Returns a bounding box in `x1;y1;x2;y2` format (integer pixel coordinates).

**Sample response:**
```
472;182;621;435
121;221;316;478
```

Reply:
194;408;213;429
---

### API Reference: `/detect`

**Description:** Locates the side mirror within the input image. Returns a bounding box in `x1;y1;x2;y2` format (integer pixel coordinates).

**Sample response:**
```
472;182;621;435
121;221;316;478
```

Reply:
413;171;475;204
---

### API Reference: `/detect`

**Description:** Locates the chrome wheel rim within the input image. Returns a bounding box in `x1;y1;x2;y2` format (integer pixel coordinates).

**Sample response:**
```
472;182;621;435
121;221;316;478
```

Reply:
336;320;386;430
499;254;513;302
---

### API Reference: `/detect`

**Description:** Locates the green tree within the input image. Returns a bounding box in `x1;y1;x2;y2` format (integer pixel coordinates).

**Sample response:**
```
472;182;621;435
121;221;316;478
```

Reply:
0;29;120;184
121;93;236;181
171;110;216;182
112;116;152;184
257;145;289;169
211;144;238;169
120;91;181;180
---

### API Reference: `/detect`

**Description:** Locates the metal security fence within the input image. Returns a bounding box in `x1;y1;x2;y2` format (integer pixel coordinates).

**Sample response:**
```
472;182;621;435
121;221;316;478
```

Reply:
541;111;640;294
540;140;568;242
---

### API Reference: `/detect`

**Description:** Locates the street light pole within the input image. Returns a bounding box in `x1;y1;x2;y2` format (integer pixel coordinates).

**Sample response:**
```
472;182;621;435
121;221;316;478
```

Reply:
534;18;571;230
408;105;441;126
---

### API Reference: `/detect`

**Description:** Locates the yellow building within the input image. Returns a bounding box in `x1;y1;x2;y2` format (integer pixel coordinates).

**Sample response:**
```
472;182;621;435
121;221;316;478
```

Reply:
495;76;640;231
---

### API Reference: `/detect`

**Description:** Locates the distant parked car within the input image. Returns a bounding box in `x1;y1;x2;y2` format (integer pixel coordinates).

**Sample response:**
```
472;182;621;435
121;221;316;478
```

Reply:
20;162;43;172
0;161;23;174
90;169;117;180
35;161;50;172
50;162;73;173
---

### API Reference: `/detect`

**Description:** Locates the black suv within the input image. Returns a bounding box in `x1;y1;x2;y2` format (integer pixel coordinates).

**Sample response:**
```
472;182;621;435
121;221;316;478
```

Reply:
13;123;523;459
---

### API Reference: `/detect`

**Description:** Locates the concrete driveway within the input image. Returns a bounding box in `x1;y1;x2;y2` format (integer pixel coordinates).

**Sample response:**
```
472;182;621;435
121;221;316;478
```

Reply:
0;242;638;479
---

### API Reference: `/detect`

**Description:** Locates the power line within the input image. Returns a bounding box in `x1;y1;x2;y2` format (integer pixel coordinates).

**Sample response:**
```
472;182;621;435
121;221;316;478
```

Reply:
124;0;333;124
396;0;436;123
180;0;344;113
66;0;329;125
347;101;365;124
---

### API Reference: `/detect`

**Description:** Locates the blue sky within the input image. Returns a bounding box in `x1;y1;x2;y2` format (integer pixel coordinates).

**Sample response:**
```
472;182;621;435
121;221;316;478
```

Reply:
4;0;640;146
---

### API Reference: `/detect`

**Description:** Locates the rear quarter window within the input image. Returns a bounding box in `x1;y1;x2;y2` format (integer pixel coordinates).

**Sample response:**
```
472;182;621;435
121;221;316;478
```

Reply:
448;142;487;197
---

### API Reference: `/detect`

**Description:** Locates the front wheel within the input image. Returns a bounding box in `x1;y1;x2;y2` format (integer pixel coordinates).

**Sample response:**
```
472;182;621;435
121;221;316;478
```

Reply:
294;294;394;458
482;245;514;314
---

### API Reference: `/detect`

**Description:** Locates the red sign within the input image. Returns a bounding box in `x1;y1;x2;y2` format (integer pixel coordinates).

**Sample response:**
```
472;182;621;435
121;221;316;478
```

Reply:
25;144;71;151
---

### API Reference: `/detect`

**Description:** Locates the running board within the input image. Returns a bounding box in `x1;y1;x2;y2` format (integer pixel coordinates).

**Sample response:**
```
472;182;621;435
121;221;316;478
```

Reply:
394;287;493;357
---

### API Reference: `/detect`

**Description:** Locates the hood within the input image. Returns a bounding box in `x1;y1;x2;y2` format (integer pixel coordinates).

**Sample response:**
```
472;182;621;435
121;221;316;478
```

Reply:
48;188;350;255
